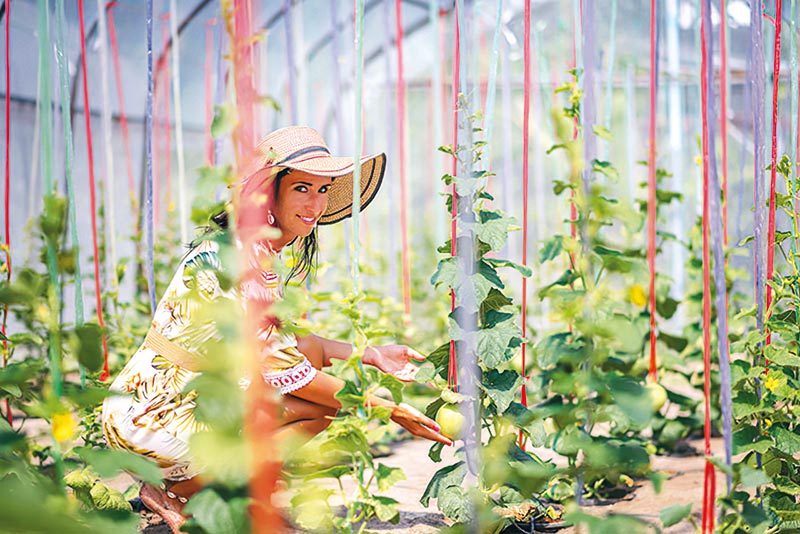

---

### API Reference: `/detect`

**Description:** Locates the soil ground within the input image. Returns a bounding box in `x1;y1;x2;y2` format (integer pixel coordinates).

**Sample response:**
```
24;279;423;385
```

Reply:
123;436;723;533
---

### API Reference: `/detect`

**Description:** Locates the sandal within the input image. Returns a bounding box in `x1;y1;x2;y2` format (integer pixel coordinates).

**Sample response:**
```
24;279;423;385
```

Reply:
139;483;188;534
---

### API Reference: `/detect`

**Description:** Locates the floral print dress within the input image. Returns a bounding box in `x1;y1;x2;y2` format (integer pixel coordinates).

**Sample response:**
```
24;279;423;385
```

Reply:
101;239;316;481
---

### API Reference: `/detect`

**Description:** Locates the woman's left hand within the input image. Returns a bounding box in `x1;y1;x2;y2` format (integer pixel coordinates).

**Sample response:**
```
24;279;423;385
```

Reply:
363;345;426;382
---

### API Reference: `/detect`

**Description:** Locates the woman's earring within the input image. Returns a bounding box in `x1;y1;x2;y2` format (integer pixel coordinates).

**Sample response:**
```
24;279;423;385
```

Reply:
267;211;275;225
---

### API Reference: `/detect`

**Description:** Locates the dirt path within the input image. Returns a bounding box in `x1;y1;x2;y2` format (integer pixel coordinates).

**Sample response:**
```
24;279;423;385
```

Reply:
132;437;722;533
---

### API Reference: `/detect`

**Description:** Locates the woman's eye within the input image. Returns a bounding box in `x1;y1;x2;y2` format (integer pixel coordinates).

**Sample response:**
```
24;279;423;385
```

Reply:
319;185;330;193
294;185;308;193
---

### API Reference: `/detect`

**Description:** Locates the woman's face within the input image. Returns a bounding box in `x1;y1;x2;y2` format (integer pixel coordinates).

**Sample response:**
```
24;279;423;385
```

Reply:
272;170;334;246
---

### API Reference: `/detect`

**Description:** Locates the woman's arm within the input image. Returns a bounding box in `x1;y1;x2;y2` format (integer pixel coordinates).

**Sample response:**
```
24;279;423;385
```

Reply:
288;370;452;445
295;334;425;382
295;334;353;369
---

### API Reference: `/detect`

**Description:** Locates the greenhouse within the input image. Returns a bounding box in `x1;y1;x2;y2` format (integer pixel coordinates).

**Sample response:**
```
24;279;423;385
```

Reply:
0;0;796;532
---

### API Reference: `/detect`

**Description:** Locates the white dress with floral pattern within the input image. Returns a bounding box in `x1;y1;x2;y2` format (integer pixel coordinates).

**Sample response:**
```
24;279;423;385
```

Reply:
101;239;316;481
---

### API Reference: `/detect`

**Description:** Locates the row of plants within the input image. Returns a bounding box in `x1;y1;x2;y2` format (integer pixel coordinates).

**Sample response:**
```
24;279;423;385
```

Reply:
2;66;793;534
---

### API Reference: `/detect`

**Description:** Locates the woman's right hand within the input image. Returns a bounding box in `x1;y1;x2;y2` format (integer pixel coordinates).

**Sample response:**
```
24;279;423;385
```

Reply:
390;403;453;446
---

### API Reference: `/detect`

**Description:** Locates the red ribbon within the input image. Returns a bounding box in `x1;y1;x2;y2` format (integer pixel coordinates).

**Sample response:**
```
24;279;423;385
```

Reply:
766;0;782;351
720;0;729;246
106;2;137;223
3;0;12;423
447;4;460;392
395;0;412;321
520;0;531;434
647;0;658;382
700;1;716;529
77;0;110;381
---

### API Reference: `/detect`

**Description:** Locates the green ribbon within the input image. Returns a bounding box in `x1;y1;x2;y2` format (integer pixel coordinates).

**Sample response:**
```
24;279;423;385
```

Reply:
352;0;365;289
54;0;86;387
38;0;63;397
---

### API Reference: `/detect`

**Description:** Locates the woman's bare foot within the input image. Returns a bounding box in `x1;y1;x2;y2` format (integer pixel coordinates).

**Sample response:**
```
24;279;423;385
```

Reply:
139;483;188;534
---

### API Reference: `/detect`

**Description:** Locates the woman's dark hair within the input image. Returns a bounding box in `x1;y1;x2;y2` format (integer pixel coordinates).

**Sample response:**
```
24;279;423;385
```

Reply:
192;168;319;283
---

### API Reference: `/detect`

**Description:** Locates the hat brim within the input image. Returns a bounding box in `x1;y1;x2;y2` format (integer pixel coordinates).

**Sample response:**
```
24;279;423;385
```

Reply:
279;153;386;226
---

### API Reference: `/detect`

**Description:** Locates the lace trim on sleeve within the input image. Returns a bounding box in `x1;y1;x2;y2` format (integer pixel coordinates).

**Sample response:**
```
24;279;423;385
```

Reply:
262;358;317;395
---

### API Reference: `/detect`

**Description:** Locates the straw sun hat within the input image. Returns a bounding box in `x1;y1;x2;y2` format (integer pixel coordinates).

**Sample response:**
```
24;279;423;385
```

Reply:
242;126;386;226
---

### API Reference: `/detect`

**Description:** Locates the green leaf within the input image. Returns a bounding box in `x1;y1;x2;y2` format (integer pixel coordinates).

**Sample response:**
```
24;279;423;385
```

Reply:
376;463;406;492
539;236;563;263
183;488;249;534
771;426;800;455
71;323;104;372
431;257;458;289
437;485;474;523
656;297;680;319
75;447;162;486
764;344;800;367
480;288;513;323
420;462;466;507
479;369;524;413
539;270;579;297
428;441;445;462
414;362;437;383
739;465;771;488
476;214;513;251
0;359;46;389
483;257;532;277
477;319;520;368
371;495;401;523
89;483;133;512
334;380;366;411
658;331;688;353
211;103;237;138
378;373;404;404
593;160;619;180
593;125;614;141
660;502;692;527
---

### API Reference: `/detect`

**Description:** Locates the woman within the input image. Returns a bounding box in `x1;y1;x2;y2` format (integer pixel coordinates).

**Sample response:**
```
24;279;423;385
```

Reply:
102;126;450;532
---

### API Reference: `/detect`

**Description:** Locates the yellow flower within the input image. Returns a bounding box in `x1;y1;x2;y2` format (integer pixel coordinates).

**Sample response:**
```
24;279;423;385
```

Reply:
764;375;781;393
629;284;648;307
52;412;78;444
285;255;297;269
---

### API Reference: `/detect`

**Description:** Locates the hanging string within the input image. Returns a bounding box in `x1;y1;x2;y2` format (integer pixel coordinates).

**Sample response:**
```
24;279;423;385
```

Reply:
751;1;767;340
145;0;156;314
284;0;298;124
3;0;11;424
37;0;62;398
430;0;445;247
169;0;188;243
394;0;412;320
483;0;502;168
448;4;461;392
107;2;138;226
96;0;119;300
519;0;531;448
699;0;716;528
162;15;172;216
720;0;729;245
601;0;617;161
204;19;216;165
77;0;110;382
647;0;659;382
791;0;798;262
766;0;783;351
352;0;365;288
55;0;87;386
